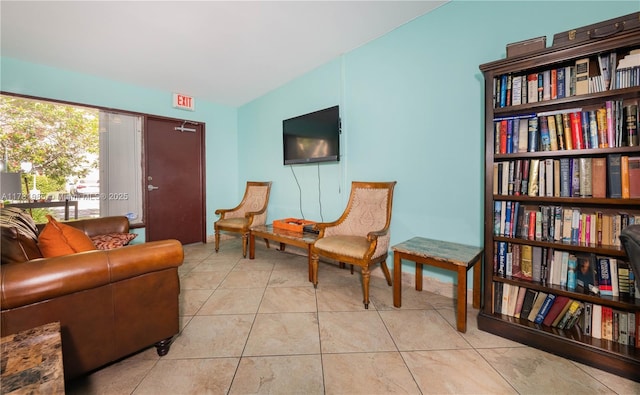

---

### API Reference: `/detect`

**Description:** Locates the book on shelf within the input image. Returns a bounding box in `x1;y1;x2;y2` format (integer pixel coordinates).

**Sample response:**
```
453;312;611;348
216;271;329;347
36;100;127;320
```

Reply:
629;156;640;199
557;67;566;99
539;115;551;151
528;159;540;197
527;73;538;104
512;75;522;106
606;101;615;148
596;256;614;297
623;103;638;146
591;157;607;198
569;112;584;150
501;283;511;315
575;58;590;95
532;246;543;282
527;117;539;153
571;158;580;197
557;299;582;329
582;303;593;336
576;253;597;292
591;304;603;339
602;307;614;341
588;110;599;149
553;298;575;327
534;293;556;324
520;288;538;320
520;244;533;279
617;261;633;299
578;157;592;197
513;286;527;318
543;70;551;101
542;295;570;326
581;111;591;149
607;154;622;198
527;291;548;322
493;282;503;313
567;254;578;291
562;113;573;150
621;156;630;199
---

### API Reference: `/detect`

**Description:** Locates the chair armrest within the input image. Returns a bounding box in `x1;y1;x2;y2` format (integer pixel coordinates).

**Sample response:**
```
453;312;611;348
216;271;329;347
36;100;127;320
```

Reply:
367;229;389;242
1;240;183;310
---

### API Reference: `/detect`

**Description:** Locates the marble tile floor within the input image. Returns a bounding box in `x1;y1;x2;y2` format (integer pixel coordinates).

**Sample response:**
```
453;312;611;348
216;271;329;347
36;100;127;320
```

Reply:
66;239;640;394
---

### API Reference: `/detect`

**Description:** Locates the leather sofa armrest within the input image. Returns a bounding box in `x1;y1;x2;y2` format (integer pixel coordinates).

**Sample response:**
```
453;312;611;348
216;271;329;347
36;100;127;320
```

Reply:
1;240;183;309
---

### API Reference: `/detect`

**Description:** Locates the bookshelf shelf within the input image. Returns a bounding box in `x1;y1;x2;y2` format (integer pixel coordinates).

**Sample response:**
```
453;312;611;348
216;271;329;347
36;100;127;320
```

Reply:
479;13;640;382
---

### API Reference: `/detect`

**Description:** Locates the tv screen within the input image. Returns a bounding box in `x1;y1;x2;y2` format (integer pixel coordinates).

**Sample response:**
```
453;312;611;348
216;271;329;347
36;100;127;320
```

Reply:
283;105;340;165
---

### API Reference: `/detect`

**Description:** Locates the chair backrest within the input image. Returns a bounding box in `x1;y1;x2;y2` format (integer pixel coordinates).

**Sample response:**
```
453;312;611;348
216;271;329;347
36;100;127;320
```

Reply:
620;225;640;286
325;181;397;257
232;181;272;225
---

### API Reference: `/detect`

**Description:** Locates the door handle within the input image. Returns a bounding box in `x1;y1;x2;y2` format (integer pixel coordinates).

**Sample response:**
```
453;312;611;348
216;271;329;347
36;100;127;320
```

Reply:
148;184;159;191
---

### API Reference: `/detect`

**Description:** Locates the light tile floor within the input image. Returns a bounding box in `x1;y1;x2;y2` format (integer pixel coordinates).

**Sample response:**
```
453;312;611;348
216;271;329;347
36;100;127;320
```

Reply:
66;239;640;394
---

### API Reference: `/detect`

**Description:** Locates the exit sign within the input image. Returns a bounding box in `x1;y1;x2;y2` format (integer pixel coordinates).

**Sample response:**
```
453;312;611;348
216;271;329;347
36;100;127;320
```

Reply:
173;93;195;111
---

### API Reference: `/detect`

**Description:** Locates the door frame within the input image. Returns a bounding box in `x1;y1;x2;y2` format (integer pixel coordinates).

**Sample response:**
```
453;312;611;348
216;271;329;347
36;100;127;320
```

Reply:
143;114;207;243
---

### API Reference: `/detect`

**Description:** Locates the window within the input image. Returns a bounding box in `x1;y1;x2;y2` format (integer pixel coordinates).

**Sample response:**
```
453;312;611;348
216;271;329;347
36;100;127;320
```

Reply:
0;95;143;224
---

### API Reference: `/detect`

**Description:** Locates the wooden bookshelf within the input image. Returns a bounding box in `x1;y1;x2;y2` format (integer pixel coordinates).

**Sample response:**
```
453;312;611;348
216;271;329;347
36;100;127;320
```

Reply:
479;14;640;382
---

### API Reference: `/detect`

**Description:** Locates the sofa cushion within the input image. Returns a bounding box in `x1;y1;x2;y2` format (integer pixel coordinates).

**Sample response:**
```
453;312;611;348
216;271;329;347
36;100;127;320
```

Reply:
90;232;137;250
39;215;97;257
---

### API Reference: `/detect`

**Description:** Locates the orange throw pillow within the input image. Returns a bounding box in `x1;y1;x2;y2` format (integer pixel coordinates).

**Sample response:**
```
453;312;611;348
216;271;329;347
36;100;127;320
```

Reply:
38;215;97;257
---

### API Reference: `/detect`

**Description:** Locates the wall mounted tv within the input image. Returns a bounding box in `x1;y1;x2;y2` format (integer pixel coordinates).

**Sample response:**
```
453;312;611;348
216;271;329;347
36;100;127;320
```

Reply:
283;105;340;165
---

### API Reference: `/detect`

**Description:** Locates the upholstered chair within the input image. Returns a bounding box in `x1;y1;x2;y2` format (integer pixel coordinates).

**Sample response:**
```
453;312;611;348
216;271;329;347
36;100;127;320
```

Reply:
311;181;397;308
214;181;272;257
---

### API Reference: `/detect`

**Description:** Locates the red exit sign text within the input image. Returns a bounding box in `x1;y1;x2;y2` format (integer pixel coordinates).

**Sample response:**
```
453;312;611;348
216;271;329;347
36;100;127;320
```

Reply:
173;93;195;111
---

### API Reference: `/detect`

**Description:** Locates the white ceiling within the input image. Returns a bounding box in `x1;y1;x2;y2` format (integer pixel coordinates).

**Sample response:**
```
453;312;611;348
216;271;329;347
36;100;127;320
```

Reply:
1;1;448;107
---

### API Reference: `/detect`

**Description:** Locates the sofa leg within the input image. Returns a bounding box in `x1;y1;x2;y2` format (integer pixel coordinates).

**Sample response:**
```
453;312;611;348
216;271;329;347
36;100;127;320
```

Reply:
155;337;174;357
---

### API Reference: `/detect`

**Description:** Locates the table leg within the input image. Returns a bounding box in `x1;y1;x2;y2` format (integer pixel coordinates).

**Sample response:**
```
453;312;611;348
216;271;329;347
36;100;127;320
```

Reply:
456;265;467;333
307;245;313;282
415;262;423;291
393;253;401;307
473;257;481;309
249;232;256;259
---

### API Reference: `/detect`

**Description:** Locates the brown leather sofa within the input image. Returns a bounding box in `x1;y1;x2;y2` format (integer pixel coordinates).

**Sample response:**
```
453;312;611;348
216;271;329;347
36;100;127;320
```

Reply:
1;215;184;379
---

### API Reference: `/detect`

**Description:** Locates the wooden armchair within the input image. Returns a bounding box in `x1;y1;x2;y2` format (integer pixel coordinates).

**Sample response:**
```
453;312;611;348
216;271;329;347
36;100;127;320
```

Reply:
214;181;272;257
311;181;397;308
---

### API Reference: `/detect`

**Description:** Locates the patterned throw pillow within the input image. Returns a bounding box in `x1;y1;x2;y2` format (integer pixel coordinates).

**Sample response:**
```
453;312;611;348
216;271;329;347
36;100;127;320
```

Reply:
90;233;137;250
0;207;39;241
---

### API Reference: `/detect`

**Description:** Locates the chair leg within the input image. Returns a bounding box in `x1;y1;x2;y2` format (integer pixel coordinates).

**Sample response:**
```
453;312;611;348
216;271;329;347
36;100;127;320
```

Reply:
214;230;220;253
380;261;392;286
264;238;270;249
311;252;319;288
339;262;345;269
361;266;370;309
350;264;354;275
242;233;248;258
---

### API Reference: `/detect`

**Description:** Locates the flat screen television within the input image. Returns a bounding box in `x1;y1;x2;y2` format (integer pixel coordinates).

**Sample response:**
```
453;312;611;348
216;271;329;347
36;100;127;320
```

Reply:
283;105;340;165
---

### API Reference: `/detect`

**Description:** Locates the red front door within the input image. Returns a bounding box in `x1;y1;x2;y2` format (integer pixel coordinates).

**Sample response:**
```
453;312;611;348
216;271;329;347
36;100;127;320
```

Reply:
145;116;205;244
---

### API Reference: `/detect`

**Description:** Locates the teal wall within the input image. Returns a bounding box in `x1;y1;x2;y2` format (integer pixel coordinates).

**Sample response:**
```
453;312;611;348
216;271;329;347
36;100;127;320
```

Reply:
2;1;637;285
236;1;639;284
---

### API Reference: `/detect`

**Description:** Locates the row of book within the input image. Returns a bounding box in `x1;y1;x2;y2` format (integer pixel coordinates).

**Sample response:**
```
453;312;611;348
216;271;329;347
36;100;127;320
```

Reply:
493;155;640;199
492;49;640;109
493;282;639;347
493;202;639;247
493;102;638;155
494;243;637;299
